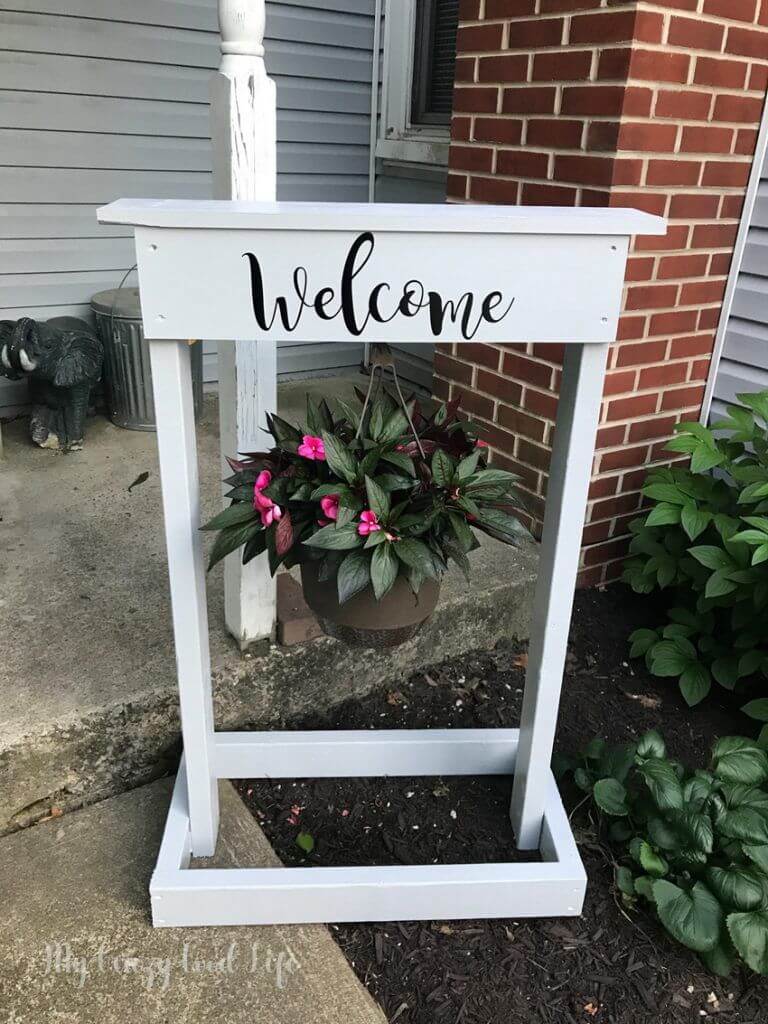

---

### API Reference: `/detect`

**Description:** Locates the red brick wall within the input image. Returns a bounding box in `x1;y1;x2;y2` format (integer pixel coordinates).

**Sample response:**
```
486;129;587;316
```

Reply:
438;0;768;584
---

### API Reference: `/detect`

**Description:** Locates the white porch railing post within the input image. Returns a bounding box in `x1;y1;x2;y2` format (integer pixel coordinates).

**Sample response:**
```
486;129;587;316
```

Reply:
211;0;278;648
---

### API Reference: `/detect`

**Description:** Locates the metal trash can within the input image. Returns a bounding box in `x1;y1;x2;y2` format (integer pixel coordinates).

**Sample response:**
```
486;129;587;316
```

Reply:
91;286;203;430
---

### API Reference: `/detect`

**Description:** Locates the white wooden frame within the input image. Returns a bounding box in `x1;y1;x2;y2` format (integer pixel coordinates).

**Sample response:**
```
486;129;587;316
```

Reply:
97;199;664;928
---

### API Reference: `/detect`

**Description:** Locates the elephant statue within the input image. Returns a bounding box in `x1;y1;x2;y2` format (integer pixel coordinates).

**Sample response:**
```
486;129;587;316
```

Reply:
0;316;103;451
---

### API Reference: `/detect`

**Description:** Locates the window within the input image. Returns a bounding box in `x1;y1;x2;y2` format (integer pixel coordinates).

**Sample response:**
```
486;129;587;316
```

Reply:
411;0;459;127
377;0;459;166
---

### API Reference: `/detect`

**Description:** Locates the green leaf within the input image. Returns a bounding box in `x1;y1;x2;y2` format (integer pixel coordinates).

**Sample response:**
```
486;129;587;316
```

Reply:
370;542;398;600
719;808;768;846
753;544;768;566
727;910;768;974
629;628;660;659
296;831;315;854
476;508;529;544
638;758;684;811
668;809;714;853
466;468;520;491
321;430;357;484
600;742;638;784
206;520;260;571
706;570;739;600
635;875;656;902
742;699;768;723
447;511;475;553
707;867;764;912
690;546;735;571
379;407;409;443
680;662;712;706
200;501;258;532
637;730;666;760
267;413;303;445
584;737;606;761
648;816;681;852
639;841;668;877
732;529;768;546
690;446;725;474
653;881;722;953
616;866;635;896
712;657;740;690
739;649;764;678
681;505;712;541
646;502;682;527
592;778;628;816
701;934;737;977
643;483;689;505
574;767;592;793
649;640;690;677
242;530;267;565
743;844;768;873
337;551;372;604
364;475;391;521
431;448;455;487
380;450;415;476
713;737;768;786
304;523;363;551
456;450;481;480
393;537;439;579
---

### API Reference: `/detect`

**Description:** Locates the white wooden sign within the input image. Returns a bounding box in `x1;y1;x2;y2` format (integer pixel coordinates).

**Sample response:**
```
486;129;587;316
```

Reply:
96;198;665;929
100;200;662;345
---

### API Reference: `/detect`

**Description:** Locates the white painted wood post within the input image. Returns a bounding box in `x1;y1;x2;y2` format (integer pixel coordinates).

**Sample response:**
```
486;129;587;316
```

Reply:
149;340;219;856
211;0;278;648
510;342;609;850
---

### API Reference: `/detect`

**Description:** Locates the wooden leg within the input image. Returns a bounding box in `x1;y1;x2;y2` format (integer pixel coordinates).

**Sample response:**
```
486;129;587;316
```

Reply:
510;342;609;850
217;339;277;648
149;340;219;855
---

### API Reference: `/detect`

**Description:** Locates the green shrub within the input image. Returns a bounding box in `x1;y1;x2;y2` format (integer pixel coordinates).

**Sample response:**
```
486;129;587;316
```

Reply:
557;730;768;976
623;391;768;728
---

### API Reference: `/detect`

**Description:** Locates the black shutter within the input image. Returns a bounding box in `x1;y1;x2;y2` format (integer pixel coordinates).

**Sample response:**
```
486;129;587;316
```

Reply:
412;0;459;126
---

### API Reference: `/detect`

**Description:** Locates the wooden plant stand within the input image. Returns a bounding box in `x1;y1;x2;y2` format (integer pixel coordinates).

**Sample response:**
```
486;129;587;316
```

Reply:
98;198;664;927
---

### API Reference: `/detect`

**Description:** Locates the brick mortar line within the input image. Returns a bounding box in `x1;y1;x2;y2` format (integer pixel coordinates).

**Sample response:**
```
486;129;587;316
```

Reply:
458;10;768;32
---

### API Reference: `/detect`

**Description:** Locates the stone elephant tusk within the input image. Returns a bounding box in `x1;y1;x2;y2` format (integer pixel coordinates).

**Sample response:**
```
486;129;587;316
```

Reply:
19;349;38;372
0;345;12;370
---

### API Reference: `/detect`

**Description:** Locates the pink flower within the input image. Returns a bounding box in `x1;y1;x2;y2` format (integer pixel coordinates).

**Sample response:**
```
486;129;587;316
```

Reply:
253;468;281;526
260;503;282;528
357;510;381;537
298;435;326;460
320;494;340;521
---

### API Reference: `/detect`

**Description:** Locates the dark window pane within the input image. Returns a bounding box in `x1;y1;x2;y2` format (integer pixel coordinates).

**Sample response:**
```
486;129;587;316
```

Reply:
412;0;459;127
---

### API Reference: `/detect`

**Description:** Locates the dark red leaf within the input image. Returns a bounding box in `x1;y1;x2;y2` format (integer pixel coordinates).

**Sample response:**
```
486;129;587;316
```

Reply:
275;510;294;557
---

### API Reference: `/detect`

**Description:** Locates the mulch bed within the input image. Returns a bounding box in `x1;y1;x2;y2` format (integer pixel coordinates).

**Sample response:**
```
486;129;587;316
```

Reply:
236;585;768;1023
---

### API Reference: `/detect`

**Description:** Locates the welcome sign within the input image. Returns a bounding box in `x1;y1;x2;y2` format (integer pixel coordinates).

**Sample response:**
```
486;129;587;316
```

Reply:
98;200;664;345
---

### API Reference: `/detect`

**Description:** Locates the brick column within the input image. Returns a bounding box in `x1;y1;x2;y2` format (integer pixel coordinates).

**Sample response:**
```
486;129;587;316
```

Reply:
438;0;768;584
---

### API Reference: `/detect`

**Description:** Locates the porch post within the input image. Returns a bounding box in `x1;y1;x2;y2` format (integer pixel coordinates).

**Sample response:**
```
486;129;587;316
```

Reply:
211;0;278;647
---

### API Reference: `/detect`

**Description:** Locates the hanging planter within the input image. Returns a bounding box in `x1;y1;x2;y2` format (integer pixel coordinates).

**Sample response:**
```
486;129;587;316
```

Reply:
203;345;530;648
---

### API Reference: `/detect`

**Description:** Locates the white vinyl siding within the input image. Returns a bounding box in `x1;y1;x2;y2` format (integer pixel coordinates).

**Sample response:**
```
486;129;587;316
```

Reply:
0;0;377;412
710;149;768;422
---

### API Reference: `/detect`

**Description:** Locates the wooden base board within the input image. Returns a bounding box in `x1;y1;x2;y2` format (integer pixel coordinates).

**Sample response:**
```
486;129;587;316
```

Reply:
150;730;587;928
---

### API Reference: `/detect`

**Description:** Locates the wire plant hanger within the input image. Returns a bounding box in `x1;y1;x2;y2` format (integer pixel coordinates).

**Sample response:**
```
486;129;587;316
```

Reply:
357;343;426;459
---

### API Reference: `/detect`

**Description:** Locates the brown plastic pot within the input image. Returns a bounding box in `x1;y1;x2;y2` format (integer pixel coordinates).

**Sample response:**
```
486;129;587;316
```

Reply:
300;560;440;649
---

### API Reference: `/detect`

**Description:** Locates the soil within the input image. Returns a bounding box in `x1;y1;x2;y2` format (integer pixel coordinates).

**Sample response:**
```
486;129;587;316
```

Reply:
236;585;768;1024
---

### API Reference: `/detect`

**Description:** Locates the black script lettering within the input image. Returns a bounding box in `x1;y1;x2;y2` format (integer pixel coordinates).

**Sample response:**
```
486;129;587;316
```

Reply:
339;231;375;336
244;233;515;340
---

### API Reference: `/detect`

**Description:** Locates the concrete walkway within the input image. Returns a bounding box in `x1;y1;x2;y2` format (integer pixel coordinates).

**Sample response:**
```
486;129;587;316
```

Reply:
0;379;537;834
0;776;386;1023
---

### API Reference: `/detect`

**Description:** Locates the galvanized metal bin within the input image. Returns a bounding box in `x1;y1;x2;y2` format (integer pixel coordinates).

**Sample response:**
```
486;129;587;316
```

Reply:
91;287;203;430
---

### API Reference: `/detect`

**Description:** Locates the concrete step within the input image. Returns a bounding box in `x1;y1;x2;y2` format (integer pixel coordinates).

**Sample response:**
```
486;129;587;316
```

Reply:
0;776;387;1023
1;380;537;834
